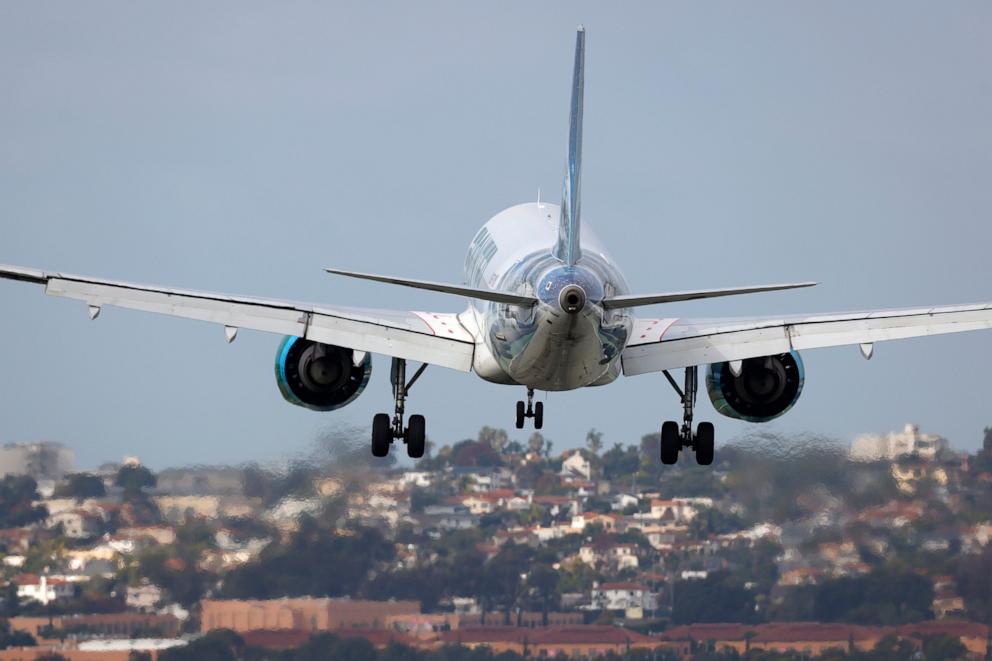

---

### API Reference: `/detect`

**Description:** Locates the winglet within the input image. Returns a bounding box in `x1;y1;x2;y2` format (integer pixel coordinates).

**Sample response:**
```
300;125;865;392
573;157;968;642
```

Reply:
553;27;585;266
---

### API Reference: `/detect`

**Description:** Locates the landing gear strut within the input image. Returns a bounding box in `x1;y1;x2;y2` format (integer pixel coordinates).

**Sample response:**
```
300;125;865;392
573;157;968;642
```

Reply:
660;366;715;466
515;388;544;430
372;358;428;459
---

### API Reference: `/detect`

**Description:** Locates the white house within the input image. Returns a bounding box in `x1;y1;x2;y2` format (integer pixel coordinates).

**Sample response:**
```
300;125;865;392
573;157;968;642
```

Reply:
591;582;657;614
560;452;593;481
648;499;702;523
612;493;639;511
15;574;75;605
47;510;102;539
850;423;948;461
126;583;164;611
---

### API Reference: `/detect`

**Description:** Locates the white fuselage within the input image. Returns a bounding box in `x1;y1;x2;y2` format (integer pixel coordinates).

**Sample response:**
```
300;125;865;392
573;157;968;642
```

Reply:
464;202;633;391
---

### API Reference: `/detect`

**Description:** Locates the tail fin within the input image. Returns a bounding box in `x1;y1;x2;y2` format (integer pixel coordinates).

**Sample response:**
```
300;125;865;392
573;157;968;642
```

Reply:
553;26;585;266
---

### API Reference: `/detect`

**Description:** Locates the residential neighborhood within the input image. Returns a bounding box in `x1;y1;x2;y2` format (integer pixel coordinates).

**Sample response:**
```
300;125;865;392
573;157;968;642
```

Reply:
0;423;990;660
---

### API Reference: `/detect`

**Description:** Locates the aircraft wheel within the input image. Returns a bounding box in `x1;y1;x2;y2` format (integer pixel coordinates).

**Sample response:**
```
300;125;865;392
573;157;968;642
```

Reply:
660;421;680;465
695;422;715;466
406;414;426;459
534;401;544;430
371;413;392;457
515;401;526;429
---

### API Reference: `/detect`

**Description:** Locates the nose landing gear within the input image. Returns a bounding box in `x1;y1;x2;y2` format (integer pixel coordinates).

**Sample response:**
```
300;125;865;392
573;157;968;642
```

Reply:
660;366;715;465
371;358;428;459
515;387;544;429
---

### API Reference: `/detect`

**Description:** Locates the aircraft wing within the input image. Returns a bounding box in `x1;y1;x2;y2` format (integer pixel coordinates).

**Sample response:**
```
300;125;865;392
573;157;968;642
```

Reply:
0;264;475;372
621;303;992;376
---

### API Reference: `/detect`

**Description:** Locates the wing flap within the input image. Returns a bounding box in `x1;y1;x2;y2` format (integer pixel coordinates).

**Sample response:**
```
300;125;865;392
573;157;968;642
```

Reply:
622;303;992;376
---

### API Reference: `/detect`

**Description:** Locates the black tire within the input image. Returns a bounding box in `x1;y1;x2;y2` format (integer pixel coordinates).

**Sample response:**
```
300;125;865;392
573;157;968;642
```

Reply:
515;401;526;429
406;414;426;459
371;413;392;457
695;422;715;466
534;401;544;430
660;420;680;465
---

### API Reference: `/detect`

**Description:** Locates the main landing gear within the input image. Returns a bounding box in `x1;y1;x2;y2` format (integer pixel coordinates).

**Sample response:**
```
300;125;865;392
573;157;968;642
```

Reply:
660;366;715;466
372;358;428;459
515;388;544;430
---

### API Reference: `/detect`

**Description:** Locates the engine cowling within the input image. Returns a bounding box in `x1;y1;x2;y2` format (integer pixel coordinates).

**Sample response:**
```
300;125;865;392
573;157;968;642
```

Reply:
274;336;372;411
705;351;805;422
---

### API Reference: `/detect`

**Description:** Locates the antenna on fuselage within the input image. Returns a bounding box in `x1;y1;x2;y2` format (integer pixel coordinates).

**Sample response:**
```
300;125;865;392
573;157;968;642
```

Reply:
553;26;585;267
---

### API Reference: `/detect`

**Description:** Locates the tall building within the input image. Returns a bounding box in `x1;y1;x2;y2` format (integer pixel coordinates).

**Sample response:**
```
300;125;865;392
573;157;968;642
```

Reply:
849;424;948;461
0;441;74;479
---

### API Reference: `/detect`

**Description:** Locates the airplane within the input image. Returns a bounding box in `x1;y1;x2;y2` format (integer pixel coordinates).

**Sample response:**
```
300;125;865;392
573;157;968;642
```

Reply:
3;27;992;465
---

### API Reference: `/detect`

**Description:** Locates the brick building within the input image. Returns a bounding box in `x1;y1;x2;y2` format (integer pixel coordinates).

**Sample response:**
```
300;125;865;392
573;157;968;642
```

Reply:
200;597;420;633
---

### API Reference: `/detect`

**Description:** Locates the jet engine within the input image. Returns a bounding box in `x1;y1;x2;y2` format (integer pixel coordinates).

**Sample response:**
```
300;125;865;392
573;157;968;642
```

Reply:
705;351;804;422
274;336;372;411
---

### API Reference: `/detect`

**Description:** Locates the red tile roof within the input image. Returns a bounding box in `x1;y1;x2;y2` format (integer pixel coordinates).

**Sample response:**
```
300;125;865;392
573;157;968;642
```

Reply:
440;626;657;646
664;622;889;643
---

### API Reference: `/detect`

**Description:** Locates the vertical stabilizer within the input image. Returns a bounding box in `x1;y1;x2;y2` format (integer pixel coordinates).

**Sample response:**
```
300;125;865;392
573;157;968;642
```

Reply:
554;26;585;266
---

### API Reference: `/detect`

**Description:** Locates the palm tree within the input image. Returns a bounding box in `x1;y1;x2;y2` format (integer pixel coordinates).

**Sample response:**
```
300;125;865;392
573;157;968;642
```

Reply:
586;428;604;456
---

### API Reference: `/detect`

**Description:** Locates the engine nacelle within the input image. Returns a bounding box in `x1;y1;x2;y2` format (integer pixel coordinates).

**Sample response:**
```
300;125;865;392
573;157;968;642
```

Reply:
274;337;371;412
706;351;805;422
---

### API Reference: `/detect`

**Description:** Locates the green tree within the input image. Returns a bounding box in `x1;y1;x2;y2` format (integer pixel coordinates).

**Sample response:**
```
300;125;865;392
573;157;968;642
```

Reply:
673;572;758;624
0;476;47;527
158;629;243;661
922;634;967;661
526;564;560;626
527;432;545;456
0;619;36;649
813;568;933;625
478;426;509;453
54;473;106;502
295;633;376;661
601;443;639;483
586;428;604;456
869;634;917;660
973;427;992;473
115;464;156;500
220;518;395;600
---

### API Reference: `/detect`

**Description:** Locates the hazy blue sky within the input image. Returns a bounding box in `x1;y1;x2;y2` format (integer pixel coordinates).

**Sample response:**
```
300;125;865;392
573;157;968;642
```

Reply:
1;2;990;468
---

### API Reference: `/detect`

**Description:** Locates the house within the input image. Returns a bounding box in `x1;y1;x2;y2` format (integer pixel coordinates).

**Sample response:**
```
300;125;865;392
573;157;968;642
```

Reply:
578;542;639;571
397;471;432;489
648;498;701;523
15;573;75;605
961;521;992;553
612;493;639;512
590;582;657;616
46;509;102;539
126;583;164;612
560;452;593;481
850;423;948;461
422;504;477;531
571;512;620;533
635;524;689;551
777;567;825;587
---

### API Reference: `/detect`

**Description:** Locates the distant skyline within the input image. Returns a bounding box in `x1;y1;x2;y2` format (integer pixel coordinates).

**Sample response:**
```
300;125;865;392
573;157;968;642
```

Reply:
2;3;991;468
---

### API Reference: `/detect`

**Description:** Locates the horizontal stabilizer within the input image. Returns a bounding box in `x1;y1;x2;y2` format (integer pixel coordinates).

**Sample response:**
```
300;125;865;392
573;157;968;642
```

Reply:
325;268;538;307
602;281;817;310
